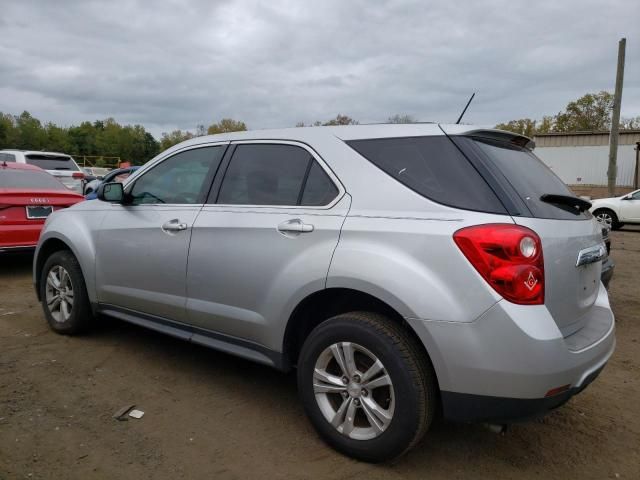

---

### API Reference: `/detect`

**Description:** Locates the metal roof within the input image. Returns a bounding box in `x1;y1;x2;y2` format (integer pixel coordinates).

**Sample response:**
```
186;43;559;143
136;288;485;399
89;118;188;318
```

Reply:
533;130;640;147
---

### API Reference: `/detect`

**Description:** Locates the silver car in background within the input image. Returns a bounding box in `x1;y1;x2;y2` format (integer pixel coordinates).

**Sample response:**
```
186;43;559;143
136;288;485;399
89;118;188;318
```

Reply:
33;124;615;462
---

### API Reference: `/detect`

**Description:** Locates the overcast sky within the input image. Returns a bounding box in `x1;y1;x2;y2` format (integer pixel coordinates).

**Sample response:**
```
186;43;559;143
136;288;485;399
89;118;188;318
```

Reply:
1;0;639;138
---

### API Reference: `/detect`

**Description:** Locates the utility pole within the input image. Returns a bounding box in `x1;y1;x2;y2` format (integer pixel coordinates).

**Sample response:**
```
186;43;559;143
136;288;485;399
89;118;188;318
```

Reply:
635;142;639;189
607;38;626;196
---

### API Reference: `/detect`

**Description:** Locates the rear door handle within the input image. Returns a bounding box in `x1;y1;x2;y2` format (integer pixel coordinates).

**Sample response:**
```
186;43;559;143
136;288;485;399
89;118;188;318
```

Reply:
162;219;188;233
277;219;314;234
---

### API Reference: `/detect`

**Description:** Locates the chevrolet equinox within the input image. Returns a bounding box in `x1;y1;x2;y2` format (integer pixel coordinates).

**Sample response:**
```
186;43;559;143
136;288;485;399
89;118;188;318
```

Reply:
34;124;615;462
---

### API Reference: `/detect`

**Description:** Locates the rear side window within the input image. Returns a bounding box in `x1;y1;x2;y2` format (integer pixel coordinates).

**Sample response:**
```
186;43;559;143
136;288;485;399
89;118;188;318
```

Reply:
471;138;589;220
347;136;506;214
216;144;339;206
0;169;67;190
301;162;339;206
25;154;80;171
0;153;16;162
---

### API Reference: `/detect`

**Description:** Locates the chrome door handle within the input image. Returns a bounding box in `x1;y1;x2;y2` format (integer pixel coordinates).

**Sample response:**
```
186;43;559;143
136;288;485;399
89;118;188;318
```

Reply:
162;219;188;233
277;219;314;234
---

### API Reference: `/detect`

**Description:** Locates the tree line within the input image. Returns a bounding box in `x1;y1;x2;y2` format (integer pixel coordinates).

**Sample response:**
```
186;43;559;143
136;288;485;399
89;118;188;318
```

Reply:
495;91;640;137
0;113;251;166
3;92;637;167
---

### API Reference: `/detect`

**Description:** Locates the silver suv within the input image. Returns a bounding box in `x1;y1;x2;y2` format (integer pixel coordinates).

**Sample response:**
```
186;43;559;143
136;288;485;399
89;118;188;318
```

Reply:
34;124;615;462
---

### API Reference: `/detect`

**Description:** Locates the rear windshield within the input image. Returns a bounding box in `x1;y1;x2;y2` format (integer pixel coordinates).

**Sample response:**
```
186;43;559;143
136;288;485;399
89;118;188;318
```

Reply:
0;169;68;190
25;154;79;171
471;138;589;220
347;136;507;214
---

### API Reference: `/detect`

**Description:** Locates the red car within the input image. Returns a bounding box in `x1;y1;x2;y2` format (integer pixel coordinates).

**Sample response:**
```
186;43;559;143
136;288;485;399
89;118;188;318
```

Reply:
0;162;84;252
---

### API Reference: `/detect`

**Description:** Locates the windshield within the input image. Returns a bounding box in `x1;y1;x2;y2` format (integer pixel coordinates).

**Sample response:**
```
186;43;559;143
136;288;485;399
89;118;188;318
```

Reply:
25;154;80;171
472;138;590;220
0;169;68;190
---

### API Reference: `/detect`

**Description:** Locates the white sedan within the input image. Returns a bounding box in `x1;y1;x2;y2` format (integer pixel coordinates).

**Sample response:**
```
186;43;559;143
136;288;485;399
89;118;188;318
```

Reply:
590;189;640;229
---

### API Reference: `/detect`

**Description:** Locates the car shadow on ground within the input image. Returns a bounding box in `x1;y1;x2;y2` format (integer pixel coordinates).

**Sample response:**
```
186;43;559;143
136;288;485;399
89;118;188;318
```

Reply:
0;252;34;277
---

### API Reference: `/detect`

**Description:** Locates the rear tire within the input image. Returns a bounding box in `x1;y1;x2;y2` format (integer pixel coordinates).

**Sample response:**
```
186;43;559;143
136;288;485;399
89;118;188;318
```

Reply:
40;250;94;335
594;208;620;230
297;312;437;463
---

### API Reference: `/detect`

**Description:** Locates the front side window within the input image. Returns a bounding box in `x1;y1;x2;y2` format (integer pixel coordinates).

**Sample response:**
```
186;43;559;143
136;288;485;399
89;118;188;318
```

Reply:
216;144;338;206
630;190;640;200
129;146;223;205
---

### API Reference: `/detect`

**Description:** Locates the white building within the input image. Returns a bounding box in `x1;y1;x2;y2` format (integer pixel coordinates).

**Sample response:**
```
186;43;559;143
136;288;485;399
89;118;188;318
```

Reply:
533;130;640;198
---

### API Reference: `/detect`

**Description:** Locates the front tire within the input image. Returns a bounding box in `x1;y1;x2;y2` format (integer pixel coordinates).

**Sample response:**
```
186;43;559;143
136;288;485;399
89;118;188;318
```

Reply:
297;312;437;462
40;250;94;335
594;208;621;230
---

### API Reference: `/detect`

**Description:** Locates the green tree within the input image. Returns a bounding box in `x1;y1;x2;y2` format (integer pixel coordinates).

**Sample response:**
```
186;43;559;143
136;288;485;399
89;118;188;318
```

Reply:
554;91;613;132
322;114;358;126
0;113;17;149
494;118;538;137
68;121;98;156
44;123;72;152
0;111;159;165
160;130;194;151
15;111;47;150
207;118;247;135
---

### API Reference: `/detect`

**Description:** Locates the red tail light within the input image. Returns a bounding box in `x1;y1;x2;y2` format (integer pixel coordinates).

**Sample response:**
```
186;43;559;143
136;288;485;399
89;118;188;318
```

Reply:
72;172;85;179
453;224;544;305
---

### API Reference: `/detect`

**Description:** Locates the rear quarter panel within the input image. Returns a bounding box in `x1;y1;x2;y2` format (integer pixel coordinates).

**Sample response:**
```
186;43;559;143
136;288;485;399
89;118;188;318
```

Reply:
327;211;509;323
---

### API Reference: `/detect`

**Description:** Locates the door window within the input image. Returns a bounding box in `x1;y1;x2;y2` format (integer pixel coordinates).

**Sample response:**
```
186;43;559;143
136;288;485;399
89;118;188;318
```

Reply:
129;146;223;205
216;144;338;206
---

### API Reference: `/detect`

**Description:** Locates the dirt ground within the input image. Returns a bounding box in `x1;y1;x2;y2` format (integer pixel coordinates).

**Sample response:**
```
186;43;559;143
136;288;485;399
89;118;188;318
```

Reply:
1;228;639;480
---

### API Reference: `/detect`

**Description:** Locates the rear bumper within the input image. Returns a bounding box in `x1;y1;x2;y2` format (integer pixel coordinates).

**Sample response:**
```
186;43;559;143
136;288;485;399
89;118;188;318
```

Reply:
440;363;606;423
407;284;615;423
0;244;37;253
0;224;42;251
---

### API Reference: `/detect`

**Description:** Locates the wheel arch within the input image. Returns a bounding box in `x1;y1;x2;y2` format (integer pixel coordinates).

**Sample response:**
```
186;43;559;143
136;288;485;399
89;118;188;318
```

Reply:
282;287;441;392
34;234;93;304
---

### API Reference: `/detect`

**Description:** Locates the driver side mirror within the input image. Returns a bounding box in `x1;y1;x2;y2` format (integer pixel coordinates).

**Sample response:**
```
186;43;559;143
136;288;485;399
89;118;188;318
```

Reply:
97;182;125;203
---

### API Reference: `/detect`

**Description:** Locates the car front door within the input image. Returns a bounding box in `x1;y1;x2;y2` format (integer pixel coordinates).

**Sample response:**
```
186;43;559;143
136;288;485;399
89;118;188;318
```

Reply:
620;190;640;221
185;141;350;353
95;144;226;322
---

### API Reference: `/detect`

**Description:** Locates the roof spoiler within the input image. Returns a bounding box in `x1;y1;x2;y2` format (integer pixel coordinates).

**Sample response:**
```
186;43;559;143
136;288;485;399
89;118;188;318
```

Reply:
463;129;535;150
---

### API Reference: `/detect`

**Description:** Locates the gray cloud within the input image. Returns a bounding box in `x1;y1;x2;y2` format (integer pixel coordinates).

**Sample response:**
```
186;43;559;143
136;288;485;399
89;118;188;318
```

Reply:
1;0;638;138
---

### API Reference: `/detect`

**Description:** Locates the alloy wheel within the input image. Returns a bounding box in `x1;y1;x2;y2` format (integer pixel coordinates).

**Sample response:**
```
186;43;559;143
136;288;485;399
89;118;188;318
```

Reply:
45;265;74;323
313;342;395;441
596;212;613;228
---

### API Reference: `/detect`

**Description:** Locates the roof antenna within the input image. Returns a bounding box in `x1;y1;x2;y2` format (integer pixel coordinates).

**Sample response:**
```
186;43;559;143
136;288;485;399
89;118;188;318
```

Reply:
456;92;476;124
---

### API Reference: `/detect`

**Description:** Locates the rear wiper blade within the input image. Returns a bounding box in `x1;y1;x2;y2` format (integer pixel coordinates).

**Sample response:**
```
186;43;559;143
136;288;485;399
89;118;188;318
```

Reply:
540;194;591;212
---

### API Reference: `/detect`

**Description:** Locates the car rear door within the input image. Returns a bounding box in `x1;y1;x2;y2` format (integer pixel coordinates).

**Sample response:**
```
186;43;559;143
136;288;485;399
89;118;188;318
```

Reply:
185;141;349;351
95;144;226;322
